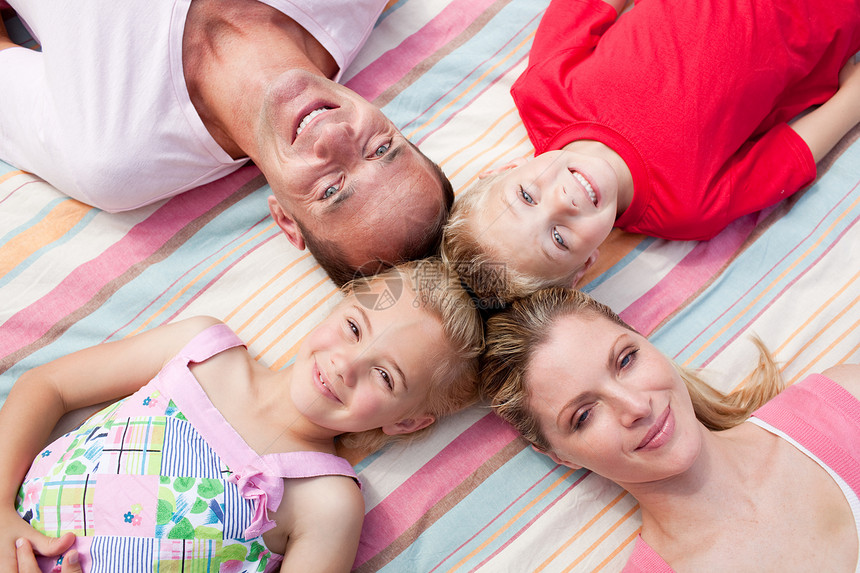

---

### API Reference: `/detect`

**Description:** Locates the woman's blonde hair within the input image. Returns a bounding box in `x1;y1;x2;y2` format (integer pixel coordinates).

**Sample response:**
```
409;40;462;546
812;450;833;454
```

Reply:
338;258;485;452
481;287;783;452
442;176;578;307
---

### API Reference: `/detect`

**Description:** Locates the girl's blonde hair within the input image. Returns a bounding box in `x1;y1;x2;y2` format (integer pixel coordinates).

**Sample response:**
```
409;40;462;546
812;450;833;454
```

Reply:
481;287;783;452
338;258;485;452
442;176;579;307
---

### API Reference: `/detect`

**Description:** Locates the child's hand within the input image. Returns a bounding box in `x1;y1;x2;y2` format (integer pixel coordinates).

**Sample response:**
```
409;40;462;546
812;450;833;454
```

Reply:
16;538;82;573
0;510;75;573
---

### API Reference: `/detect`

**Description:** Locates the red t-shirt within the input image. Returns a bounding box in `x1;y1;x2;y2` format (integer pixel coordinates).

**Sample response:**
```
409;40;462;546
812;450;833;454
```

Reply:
512;0;860;240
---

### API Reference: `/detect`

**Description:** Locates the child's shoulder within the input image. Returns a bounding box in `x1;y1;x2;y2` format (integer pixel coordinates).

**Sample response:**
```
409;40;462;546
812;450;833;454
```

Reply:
820;363;860;402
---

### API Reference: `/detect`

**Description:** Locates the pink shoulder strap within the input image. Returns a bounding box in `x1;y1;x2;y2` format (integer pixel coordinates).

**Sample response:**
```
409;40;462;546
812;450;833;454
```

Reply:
262;450;361;489
177;323;246;365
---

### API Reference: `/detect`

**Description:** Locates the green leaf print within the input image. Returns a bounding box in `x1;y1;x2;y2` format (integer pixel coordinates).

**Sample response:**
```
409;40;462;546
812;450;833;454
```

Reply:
173;476;194;492
64;461;86;475
194;525;221;539
191;498;208;514
197;480;223;499
156;499;175;526
248;541;266;562
221;544;248;562
167;517;195;539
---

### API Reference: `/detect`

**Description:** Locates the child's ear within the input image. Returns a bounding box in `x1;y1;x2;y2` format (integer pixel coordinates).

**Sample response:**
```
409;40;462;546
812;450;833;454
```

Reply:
382;415;436;436
533;445;583;471
478;157;528;179
571;249;600;288
268;195;305;251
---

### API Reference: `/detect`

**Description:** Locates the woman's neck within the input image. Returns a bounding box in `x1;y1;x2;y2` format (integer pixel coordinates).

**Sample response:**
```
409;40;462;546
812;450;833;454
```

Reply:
624;422;775;545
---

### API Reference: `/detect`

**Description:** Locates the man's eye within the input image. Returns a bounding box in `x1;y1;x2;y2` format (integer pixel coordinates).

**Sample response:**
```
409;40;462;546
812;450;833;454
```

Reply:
553;228;565;247
520;187;535;204
373;143;390;157
323;183;340;198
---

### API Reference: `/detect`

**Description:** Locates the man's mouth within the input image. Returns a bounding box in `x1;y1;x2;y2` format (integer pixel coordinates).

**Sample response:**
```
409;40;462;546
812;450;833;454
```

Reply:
572;171;597;206
296;107;332;137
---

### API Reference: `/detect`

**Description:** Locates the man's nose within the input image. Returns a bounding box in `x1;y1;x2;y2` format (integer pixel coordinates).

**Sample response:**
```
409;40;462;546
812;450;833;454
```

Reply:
313;121;356;161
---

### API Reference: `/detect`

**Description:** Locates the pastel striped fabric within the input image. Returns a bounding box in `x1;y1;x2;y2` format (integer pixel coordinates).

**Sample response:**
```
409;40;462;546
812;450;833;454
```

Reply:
1;1;858;571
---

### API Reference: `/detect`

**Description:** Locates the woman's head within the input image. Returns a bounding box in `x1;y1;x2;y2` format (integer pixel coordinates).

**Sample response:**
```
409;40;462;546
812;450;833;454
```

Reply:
303;258;484;452
481;287;781;482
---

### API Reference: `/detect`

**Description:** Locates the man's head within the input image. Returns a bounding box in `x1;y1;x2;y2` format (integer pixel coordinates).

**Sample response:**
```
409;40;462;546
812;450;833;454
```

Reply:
257;70;453;285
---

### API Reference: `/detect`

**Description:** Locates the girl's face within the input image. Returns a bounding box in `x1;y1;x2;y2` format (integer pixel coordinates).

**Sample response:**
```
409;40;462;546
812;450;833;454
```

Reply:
472;150;619;286
525;314;703;486
292;278;446;436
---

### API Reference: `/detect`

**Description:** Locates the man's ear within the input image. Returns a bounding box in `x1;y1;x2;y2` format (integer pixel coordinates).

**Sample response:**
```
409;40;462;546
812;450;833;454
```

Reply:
478;157;528;179
571;249;600;288
533;445;582;471
268;195;305;251
382;415;436;436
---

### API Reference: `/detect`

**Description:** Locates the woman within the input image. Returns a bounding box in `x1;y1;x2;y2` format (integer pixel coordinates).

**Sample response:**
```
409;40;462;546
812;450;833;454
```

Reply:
481;287;859;572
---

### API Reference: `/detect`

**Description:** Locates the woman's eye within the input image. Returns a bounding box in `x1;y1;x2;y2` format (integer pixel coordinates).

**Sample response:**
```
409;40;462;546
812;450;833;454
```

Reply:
573;408;591;431
373;143;390;157
519;187;535;205
552;228;566;247
376;368;393;390
620;349;638;369
323;182;340;199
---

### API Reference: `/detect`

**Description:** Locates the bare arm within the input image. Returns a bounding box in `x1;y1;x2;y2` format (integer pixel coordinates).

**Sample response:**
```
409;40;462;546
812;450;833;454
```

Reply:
790;57;860;163
598;0;633;17
279;477;365;573
820;363;860;402
0;316;222;572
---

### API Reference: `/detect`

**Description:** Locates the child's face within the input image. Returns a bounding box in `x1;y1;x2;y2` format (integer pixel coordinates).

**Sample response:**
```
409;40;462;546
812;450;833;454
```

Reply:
292;278;445;436
472;150;618;285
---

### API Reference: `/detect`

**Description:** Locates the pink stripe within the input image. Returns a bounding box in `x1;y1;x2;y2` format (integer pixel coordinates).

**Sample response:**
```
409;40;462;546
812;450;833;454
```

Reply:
439;470;590;572
345;0;499;101
0;166;260;356
620;214;758;335
354;413;520;566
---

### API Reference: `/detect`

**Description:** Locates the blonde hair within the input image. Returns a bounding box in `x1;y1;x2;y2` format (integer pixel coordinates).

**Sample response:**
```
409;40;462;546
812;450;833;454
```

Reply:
338;258;485;452
481;287;783;452
442;176;578;307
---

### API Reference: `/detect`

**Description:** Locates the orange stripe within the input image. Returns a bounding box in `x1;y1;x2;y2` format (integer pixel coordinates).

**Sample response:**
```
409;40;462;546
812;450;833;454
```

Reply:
267;286;340;369
233;264;319;339
0;169;28;184
223;251;313;326
786;317;860;385
591;528;642;572
560;502;640;573
126;224;277;336
534;491;631;572
445;469;575;572
405;30;536;141
0;199;91;277
245;275;335;349
440;107;520;176
682;193;860;367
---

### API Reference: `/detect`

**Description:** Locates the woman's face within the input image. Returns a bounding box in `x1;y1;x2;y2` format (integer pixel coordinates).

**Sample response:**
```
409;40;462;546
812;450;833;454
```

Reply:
525;313;703;486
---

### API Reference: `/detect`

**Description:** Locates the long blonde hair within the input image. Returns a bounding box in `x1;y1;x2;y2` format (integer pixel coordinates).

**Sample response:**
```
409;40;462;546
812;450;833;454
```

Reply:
338;258;485;452
481;287;783;452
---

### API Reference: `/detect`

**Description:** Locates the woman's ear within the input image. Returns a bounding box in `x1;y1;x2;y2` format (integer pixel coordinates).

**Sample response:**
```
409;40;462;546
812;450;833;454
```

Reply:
533;444;582;470
382;415;436;436
478;157;528;179
268;195;305;250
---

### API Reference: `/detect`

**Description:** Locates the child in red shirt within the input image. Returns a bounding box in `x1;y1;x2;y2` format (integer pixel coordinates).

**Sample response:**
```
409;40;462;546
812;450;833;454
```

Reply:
443;0;860;304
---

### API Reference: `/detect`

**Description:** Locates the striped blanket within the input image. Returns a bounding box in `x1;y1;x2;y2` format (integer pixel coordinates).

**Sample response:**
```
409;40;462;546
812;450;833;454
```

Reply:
1;1;858;571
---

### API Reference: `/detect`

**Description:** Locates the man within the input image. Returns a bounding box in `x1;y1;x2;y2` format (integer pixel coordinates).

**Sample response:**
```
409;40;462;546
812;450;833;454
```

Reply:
0;0;452;285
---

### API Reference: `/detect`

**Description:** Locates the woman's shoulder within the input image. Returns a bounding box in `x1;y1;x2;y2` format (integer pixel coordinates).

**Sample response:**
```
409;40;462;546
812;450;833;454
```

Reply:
819;363;860;401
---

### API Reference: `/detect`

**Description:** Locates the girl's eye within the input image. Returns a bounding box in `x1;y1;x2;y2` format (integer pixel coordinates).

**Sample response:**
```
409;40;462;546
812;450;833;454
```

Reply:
519;187;535;205
346;319;359;339
620;349;639;369
573;408;591;431
552;228;566;247
373;143;390;157
376;368;393;390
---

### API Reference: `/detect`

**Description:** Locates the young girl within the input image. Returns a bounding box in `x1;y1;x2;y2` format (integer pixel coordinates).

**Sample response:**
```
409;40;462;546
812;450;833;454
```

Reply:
481;287;859;572
0;259;484;573
442;0;860;305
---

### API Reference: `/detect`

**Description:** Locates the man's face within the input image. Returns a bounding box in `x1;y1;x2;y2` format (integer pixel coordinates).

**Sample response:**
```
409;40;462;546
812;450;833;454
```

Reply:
259;70;446;271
